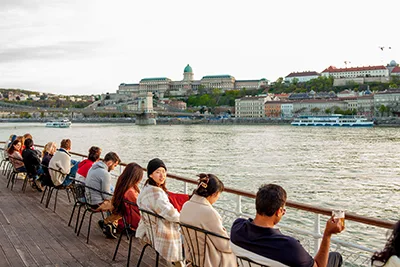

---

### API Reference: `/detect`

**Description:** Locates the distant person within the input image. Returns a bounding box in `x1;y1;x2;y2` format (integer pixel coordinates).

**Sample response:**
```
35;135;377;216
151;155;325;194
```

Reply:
48;139;79;187
15;136;25;154
136;158;184;266
99;162;143;238
22;133;34;151
7;139;25;172
230;184;344;267
76;146;102;183
4;134;16;159
371;220;400;267
85;152;120;235
40;142;57;186
22;138;43;191
180;173;236;266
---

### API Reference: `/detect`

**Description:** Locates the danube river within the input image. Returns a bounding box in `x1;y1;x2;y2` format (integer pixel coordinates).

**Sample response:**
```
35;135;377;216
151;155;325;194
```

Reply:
1;122;399;250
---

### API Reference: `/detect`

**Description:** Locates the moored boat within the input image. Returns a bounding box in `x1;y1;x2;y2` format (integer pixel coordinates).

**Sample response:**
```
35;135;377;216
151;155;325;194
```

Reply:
291;114;374;127
45;119;72;128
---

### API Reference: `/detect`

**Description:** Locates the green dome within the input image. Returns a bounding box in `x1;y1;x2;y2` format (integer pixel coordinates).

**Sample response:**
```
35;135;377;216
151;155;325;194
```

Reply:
184;64;193;73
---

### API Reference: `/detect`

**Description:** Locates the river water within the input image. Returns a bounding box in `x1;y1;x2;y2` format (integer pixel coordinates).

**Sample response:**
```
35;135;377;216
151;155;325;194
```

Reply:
1;122;399;251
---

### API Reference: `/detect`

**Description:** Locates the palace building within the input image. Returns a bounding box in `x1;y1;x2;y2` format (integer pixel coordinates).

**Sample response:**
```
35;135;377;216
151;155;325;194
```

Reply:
117;64;269;98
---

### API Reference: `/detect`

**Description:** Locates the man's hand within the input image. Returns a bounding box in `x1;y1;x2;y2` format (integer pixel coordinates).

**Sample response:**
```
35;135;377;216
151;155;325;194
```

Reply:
324;216;345;237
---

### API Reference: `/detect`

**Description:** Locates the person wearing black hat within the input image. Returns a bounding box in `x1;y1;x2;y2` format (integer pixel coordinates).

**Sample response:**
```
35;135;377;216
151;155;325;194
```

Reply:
135;158;185;266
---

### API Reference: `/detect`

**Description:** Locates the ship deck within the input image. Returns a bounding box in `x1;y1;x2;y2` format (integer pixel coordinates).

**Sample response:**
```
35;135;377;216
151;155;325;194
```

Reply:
0;172;168;267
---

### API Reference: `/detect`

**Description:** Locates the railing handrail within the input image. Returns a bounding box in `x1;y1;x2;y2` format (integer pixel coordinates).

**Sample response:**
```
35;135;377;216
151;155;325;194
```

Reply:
0;141;396;229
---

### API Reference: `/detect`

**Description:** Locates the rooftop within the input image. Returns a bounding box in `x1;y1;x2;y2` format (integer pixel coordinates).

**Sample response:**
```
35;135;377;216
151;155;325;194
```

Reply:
322;65;387;73
285;71;320;78
140;77;170;82
202;75;233;79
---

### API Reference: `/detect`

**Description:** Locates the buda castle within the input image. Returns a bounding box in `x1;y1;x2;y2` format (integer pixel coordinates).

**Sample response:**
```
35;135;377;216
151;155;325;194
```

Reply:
117;64;269;98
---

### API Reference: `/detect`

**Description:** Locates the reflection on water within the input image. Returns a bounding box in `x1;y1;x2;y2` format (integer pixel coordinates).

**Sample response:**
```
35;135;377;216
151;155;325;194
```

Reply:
1;123;399;249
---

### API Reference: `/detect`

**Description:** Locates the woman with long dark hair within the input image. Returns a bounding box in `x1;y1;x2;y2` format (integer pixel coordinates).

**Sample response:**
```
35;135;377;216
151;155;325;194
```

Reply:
372;220;400;266
8;139;25;172
100;162;143;239
135;158;184;266
180;173;236;266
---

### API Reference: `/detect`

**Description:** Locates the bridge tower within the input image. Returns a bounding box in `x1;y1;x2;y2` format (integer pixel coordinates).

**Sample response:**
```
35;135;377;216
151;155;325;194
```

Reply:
136;92;157;125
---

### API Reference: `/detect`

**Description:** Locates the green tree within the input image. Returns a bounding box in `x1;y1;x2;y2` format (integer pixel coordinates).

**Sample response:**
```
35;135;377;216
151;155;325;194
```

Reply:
378;105;387;117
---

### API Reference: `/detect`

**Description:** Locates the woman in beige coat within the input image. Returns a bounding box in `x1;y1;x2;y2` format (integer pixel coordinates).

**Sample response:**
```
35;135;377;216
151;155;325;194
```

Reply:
180;173;236;267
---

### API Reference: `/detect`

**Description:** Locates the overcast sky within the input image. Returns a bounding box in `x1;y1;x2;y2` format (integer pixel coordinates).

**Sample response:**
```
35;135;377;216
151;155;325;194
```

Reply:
0;0;398;95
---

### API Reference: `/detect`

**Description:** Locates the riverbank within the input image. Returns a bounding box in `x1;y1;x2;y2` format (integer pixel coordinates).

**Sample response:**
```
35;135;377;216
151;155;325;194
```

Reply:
1;117;400;126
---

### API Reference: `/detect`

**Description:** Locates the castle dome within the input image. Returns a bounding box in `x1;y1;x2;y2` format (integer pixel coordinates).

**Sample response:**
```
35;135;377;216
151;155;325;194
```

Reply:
390;60;397;67
184;64;193;73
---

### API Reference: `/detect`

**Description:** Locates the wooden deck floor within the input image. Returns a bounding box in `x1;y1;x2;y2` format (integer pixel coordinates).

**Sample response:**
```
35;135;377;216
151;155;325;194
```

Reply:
0;171;168;267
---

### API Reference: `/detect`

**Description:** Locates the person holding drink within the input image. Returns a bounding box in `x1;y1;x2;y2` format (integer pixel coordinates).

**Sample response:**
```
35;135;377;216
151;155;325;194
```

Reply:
230;184;345;267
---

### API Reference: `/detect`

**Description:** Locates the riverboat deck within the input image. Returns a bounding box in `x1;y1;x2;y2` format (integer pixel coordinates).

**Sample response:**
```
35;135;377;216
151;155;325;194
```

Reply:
0;173;168;267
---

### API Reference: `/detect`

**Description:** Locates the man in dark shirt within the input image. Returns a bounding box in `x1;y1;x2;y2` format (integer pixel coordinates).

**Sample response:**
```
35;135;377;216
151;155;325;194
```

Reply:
230;184;344;267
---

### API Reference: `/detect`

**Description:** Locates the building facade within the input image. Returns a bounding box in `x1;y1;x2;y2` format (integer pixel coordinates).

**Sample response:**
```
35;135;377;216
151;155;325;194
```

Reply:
284;71;320;83
235;96;267;118
118;64;269;98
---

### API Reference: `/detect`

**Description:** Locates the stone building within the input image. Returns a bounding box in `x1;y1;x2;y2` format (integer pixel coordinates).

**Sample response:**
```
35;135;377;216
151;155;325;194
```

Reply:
118;64;269;97
284;71;320;83
235;96;267;118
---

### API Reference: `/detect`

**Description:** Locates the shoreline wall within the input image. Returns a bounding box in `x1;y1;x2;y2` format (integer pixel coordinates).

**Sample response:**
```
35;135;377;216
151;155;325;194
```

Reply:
1;117;400;126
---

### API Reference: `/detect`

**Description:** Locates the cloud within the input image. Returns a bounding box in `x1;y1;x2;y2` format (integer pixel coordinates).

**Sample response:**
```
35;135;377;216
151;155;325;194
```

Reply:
0;41;102;63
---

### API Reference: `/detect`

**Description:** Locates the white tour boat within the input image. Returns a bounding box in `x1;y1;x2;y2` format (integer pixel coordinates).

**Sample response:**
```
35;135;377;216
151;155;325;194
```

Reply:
45;119;72;128
291;114;374;127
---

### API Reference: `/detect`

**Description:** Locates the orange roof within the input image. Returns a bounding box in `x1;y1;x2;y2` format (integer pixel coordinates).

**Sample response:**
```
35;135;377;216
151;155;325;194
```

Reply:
322;65;386;73
392;66;400;73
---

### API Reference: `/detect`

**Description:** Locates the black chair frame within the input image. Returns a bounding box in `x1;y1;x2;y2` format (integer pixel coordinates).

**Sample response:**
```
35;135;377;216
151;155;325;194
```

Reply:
113;199;140;267
68;181;87;233
76;182;112;244
136;208;169;267
179;222;230;267
236;256;269;267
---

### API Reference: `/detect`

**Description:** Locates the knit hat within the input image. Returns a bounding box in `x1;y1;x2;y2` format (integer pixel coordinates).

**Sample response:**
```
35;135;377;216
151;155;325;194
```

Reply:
147;158;167;178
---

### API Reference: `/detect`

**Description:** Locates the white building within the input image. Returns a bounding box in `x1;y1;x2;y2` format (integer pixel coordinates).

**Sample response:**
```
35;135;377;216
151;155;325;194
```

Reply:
321;65;389;79
374;90;400;111
281;102;294;118
284;71;320;83
235;96;267;118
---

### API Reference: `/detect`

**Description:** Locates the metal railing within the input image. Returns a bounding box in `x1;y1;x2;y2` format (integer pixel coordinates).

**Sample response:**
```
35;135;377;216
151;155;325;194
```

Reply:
1;141;396;266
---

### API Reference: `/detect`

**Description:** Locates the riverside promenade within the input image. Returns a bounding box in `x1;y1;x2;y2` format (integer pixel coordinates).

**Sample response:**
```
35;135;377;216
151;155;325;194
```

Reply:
0;173;167;267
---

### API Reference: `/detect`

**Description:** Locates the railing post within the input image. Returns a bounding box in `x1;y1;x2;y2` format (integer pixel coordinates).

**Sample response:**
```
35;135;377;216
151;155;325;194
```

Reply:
183;182;188;194
236;195;242;215
313;214;322;255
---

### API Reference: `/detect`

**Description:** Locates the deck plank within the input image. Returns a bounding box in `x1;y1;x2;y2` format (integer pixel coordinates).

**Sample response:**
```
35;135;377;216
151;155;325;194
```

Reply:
0;172;169;267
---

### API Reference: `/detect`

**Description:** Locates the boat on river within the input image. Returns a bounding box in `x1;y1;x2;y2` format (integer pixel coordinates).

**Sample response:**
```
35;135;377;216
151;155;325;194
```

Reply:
291;114;374;127
45;119;72;128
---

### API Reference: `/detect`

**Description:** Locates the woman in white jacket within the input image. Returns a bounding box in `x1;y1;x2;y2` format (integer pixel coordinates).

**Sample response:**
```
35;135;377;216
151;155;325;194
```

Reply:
371;220;400;267
180;173;236;267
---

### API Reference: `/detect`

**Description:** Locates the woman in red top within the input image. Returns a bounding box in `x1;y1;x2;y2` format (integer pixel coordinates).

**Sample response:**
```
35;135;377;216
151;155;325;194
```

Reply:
100;162;143;238
76;146;101;182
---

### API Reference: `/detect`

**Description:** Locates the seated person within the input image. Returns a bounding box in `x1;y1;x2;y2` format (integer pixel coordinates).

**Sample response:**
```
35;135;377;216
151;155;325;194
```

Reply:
135;158;185;266
99;162;143;238
49;139;79;187
40;142;57;186
4;134;16;159
7;139;25;172
180;173;236;266
230;184;344;267
76;146;102;183
85;151;120;210
371;220;400;267
22;138;43;191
